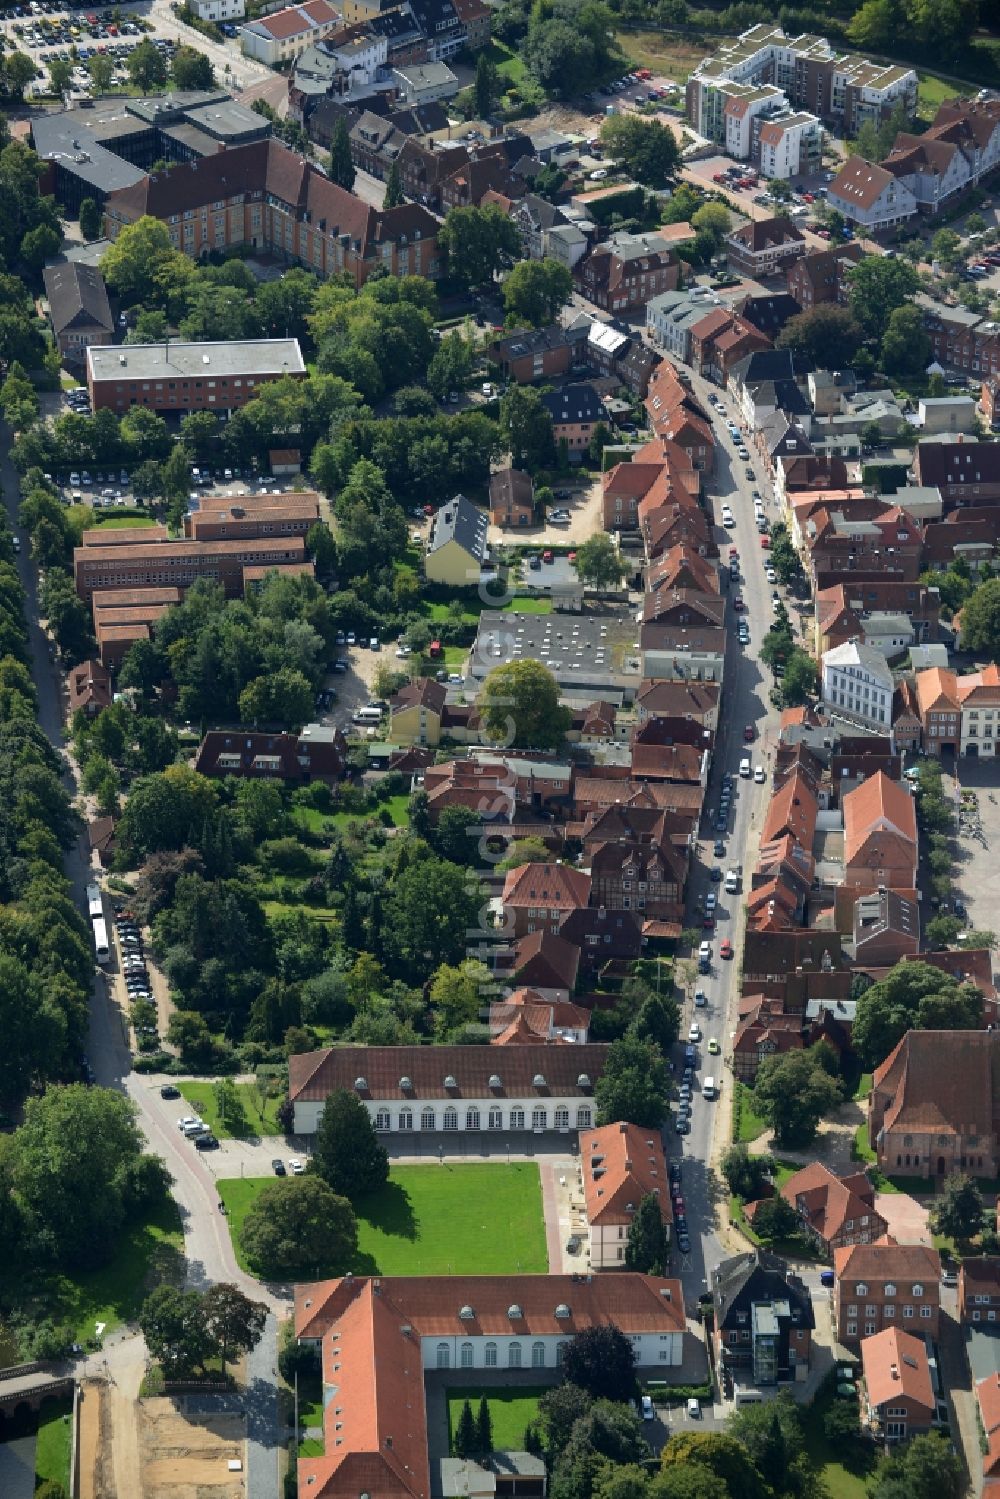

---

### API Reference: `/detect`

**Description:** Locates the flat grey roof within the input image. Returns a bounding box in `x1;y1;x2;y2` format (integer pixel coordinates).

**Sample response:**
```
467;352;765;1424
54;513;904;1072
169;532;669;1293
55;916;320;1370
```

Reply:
469;609;640;690
185;99;269;141
31;113;147;194
88;338;305;382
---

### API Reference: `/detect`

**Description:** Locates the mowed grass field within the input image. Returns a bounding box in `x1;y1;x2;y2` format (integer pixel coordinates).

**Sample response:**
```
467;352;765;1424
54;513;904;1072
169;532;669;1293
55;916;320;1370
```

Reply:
219;1163;548;1278
178;1081;283;1140
447;1389;546;1452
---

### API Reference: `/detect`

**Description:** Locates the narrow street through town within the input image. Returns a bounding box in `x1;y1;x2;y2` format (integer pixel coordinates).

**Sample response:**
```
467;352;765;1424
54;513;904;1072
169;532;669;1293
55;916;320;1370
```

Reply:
0;422;285;1497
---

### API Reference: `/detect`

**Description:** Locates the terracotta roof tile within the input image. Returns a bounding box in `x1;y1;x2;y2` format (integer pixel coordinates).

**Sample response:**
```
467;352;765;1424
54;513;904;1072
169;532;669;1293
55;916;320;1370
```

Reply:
862;1326;933;1413
288;1043;609;1103
582;1121;672;1227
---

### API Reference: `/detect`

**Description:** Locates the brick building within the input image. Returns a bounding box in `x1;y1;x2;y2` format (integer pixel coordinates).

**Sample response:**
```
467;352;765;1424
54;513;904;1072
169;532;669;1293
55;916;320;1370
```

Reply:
74;535;310;603
103;138;439;287
834;1238;942;1344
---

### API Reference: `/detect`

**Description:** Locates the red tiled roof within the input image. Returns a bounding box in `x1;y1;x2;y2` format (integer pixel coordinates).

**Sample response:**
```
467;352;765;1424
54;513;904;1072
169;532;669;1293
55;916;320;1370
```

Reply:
502;861;591;910
288;1043;608;1103
980;1374;1000;1437
862;1326;933;1413
582;1121;671;1227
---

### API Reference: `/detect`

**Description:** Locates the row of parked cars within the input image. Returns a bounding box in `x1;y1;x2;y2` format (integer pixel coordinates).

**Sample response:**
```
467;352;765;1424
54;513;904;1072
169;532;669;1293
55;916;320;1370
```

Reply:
117;909;161;1057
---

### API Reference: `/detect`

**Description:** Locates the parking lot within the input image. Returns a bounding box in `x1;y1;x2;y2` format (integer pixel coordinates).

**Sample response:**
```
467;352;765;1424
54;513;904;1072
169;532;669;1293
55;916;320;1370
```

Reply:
0;0;272;94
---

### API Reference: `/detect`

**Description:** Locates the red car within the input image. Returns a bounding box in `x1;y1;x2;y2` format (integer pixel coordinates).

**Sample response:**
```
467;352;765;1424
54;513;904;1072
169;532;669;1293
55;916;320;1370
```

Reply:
703;914;715;930
760;534;770;548
733;596;745;611
729;547;739;560
744;724;755;742
720;939;733;960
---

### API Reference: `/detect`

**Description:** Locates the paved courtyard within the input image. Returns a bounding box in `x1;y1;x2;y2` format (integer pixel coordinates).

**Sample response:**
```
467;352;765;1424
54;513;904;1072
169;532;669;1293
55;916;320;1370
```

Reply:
876;1191;932;1245
947;758;1000;941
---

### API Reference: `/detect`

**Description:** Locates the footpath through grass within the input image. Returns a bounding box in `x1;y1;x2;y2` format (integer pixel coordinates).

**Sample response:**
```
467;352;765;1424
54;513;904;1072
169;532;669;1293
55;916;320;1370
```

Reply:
34;1395;73;1492
447;1388;546;1452
220;1162;548;1278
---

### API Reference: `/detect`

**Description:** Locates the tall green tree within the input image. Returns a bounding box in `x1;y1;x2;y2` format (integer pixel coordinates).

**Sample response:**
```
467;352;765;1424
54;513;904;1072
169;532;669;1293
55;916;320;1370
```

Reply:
127;39;168;91
78;197;102;242
847;254;919;340
140;1286;214;1376
10;1084;158;1268
624;1192;668;1274
929;1173;984;1244
957;577;1000;659
474;52;498;118
455;1399;478;1457
573;533;628;591
480;657;572;750
384;157;404;209
312;1088;390;1201
438;204;520;287
777;304;863;367
852;959;982;1067
499;385;555;470
201;1282;268;1376
600;115;680;187
753;1046;842;1147
595;1035;668;1129
476;1394;493;1454
881;303;931;375
240;1176;357;1278
562;1326;636;1402
328;117;356;191
503;258;573;327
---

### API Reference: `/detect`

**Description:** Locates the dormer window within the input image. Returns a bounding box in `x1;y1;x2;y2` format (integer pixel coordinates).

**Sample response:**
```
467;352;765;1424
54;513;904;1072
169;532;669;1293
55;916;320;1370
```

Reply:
354;1077;368;1092
459;1305;475;1320
489;1074;502;1089
400;1076;413;1091
555;1303;571;1319
533;1074;546;1088
444;1075;457;1089
508;1304;523;1319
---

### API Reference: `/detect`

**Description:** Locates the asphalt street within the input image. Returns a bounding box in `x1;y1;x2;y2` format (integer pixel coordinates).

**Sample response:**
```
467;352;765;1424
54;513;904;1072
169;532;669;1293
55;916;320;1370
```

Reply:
664;368;784;1309
0;421;286;1494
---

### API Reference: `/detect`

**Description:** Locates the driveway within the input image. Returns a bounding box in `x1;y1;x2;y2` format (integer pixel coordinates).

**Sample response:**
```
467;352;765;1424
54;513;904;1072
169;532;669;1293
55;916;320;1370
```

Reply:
488;472;605;548
876;1192;932;1245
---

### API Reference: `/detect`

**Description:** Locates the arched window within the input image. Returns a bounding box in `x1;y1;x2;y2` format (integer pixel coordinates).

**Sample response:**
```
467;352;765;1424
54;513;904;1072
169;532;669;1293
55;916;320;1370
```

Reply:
443;1106;458;1131
488;1107;503;1130
532;1107;547;1130
484;1342;497;1368
399;1108;413;1132
508;1342;522;1368
461;1342;474;1368
576;1106;592;1128
466;1107;480;1131
554;1106;569;1130
531;1341;545;1368
510;1107;525;1129
436;1343;449;1369
421;1108;435;1131
375;1109;391;1131
556;1341;569;1366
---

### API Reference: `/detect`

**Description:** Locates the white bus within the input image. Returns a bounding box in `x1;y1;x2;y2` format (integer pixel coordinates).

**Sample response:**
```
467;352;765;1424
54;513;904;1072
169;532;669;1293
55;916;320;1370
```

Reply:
86;882;104;921
92;916;110;966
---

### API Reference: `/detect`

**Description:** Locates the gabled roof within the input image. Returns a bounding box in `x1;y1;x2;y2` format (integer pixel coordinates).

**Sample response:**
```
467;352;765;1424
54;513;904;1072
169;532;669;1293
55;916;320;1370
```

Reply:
509;929;580;992
828;154;898;209
427;493;488;564
289;1043;609;1103
582;1121;671;1226
502;861;591;910
780;1163;878;1245
712;1249;814;1330
862;1326;933;1413
979;1373;1000;1437
390;677;447;716
833;1235;941;1283
872;1030;1000;1137
843;771;917;866
43;261;113;336
727;215;805;252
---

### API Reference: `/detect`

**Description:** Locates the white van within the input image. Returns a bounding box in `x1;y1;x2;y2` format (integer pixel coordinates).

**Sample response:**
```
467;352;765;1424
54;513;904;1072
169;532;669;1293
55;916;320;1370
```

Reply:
739;755;751;777
702;1076;716;1099
352;707;382;725
724;869;740;894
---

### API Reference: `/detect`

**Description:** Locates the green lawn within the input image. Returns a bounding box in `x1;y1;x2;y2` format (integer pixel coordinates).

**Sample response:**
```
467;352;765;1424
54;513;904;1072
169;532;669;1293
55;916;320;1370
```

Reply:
482;38;526;88
179;1080;283;1140
219;1163;548;1278
34;1395;73;1493
615;28;706;83
424;600;483;624
801;1382;876;1499
447;1389;545;1453
87;512;156;529
917;70;962;120
732;1082;768;1144
504;596;553;614
36;1197;184;1344
297;1370;325;1428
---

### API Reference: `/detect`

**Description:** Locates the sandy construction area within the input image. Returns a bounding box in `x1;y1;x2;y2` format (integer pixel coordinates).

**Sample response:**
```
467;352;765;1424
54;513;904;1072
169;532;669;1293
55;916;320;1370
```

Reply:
138;1398;245;1499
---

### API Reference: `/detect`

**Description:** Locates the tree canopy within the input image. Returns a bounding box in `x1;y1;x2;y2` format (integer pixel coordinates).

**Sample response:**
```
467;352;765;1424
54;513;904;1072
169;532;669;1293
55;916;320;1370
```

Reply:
480;658;571;751
852;959;983;1067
